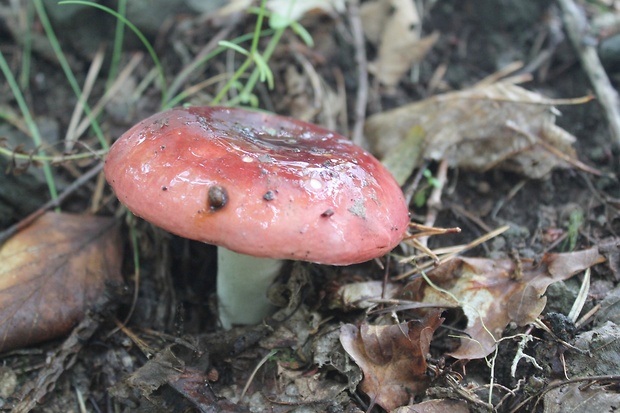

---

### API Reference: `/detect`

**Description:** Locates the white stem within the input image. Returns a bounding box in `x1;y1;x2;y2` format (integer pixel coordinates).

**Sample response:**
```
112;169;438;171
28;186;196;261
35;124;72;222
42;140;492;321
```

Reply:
217;247;284;329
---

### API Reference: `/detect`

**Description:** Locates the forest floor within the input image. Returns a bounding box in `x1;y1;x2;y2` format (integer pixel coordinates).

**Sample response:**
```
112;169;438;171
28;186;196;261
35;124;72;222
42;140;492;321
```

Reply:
0;1;619;412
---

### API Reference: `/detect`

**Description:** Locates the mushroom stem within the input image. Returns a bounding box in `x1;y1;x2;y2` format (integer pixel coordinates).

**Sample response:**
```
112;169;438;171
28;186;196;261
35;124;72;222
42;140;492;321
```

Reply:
217;247;284;329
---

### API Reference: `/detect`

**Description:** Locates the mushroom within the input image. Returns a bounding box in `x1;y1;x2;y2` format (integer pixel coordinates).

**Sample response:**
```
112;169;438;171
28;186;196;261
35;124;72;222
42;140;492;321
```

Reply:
104;106;409;329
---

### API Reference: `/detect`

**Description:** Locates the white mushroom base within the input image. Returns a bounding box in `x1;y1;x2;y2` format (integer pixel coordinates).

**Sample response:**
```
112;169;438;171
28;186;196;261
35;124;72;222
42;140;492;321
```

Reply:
217;247;284;329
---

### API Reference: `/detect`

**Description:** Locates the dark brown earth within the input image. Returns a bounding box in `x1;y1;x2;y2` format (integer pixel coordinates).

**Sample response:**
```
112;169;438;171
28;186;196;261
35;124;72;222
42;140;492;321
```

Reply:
0;1;619;412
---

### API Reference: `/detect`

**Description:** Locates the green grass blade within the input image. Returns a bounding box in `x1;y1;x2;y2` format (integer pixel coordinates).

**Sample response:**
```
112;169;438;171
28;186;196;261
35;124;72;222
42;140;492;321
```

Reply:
218;41;250;56
230;27;284;107
0;51;58;201
252;52;273;88
290;21;314;47
165;29;274;109
58;0;168;107
211;57;253;105
106;0;127;91
34;0;108;150
250;0;268;53
19;2;35;90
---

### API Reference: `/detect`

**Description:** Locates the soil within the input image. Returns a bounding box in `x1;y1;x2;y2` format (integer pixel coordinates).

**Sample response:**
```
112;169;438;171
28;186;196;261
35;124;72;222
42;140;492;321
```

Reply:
0;1;619;412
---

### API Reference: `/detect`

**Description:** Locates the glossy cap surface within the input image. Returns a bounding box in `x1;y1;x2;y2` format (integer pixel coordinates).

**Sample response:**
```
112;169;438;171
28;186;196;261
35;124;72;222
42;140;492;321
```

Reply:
105;106;409;265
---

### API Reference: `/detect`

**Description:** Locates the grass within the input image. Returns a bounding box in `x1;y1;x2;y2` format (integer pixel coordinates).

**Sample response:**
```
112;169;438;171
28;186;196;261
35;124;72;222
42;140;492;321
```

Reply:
0;51;58;201
18;2;34;91
106;0;128;91
563;209;584;252
0;0;314;330
58;0;168;107
0;0;315;365
34;0;107;150
1;0;313;202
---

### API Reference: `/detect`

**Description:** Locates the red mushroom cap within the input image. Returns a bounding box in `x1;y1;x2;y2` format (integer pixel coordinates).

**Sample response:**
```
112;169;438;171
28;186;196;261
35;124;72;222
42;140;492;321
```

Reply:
104;107;409;265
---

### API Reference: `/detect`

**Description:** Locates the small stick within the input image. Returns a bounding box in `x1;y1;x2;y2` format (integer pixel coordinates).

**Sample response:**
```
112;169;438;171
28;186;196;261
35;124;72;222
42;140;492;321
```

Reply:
348;0;370;148
394;225;509;280
65;46;105;151
166;16;240;103
557;0;620;147
420;159;449;247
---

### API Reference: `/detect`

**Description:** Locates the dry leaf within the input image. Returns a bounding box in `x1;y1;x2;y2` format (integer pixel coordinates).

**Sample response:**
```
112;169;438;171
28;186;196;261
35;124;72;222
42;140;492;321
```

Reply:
359;0;391;44
340;311;443;411
275;368;348;404
124;346;185;397
392;399;471;413
329;280;400;311
366;82;585;178
115;343;250;412
543;383;620;413
218;0;345;22
0;212;122;351
402;248;604;359
566;321;620;377
382;125;425;185
362;0;438;87
268;0;345;23
312;326;363;390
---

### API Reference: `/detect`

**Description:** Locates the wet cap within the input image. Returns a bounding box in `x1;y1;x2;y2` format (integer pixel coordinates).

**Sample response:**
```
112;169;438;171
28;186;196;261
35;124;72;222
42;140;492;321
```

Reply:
105;106;409;265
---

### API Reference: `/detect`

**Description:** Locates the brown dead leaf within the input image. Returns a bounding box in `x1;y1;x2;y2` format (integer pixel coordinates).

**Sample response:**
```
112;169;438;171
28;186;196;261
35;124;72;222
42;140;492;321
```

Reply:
328;280;400;311
275;367;349;405
340;311;443;411
367;82;587;178
172;367;251;413
392;398;471;413
0;212;122;351
362;0;438;87
123;345;185;396
114;343;250;413
543;383;620;413
402;248;604;360
359;0;390;44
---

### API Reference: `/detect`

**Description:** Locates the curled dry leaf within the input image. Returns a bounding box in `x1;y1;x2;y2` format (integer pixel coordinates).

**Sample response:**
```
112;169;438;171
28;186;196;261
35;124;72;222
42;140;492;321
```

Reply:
367;82;586;179
543;382;620;413
0;212;122;351
275;368;349;405
218;0;345;21
328;280;400;311
268;0;346;23
361;0;439;87
340;311;443;411
402;248;604;360
392;398;470;413
113;344;250;413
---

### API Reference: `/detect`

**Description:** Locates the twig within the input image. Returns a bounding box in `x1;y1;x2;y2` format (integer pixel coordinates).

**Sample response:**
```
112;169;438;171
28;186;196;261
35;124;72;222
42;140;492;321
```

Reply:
394;225;510;280
240;349;278;400
0;162;104;245
348;0;369;148
166;15;241;104
420;159;449;247
568;267;590;323
575;302;600;329
557;0;620;147
74;52;143;139
448;202;493;233
65;46;105;151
